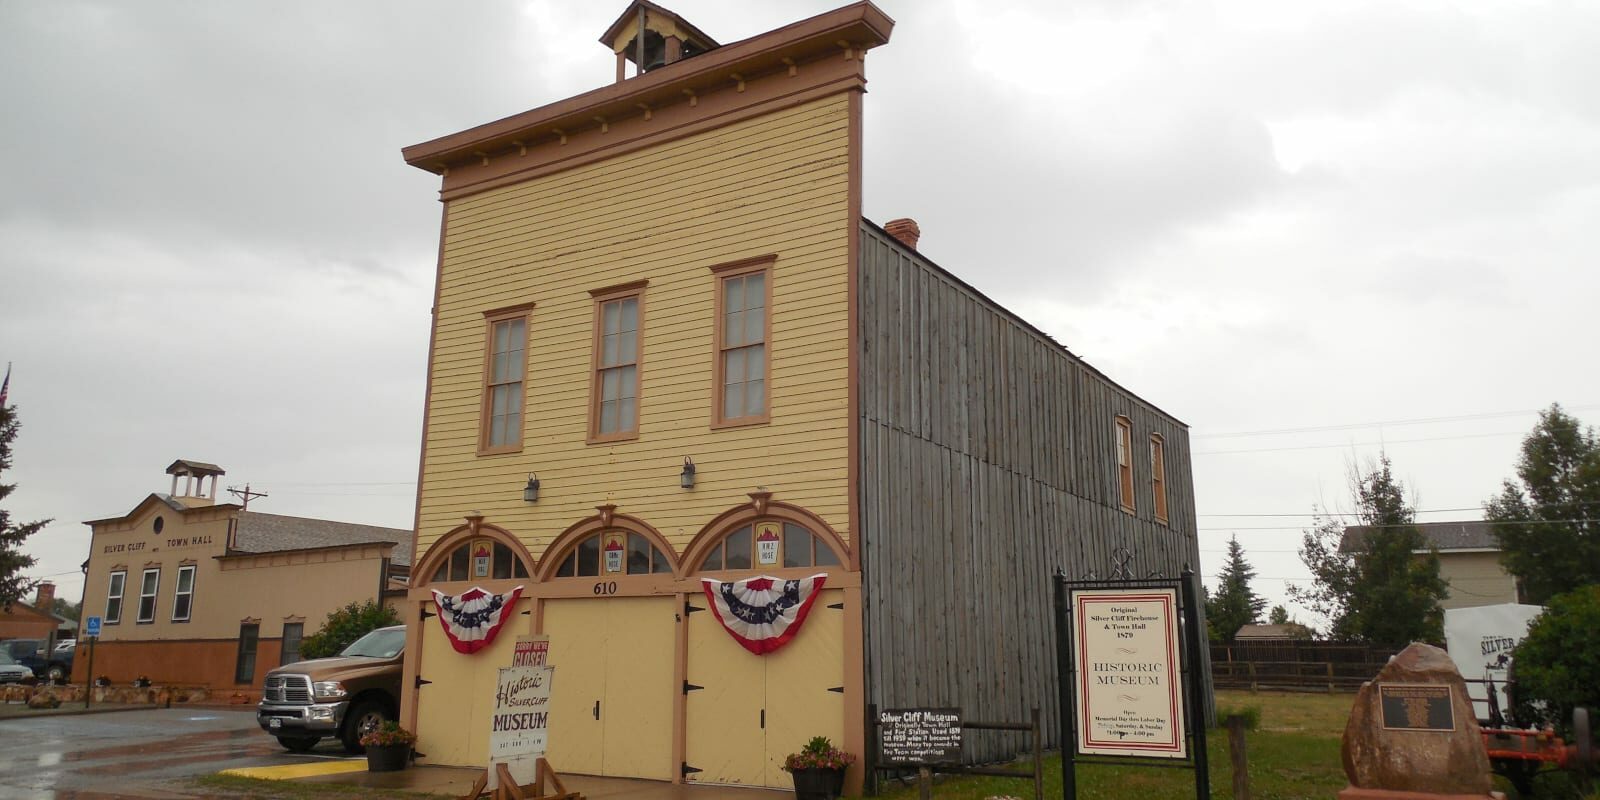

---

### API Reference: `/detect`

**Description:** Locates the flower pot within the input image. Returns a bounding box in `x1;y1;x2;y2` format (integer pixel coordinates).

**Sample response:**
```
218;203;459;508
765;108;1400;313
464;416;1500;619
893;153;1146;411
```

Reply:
364;744;411;772
790;766;845;800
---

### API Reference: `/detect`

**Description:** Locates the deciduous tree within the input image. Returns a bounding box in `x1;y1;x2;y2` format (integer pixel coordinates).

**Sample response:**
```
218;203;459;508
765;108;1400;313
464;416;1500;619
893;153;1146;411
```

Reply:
299;600;400;660
1290;455;1447;647
1484;404;1600;605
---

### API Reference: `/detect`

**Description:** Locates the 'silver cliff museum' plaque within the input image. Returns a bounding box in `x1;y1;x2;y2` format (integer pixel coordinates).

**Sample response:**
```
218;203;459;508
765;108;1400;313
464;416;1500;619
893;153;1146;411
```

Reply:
1070;588;1186;759
1378;683;1456;732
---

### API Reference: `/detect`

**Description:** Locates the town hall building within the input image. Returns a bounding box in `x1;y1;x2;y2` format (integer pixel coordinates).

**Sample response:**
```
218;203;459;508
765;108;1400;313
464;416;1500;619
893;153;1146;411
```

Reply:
398;2;1202;793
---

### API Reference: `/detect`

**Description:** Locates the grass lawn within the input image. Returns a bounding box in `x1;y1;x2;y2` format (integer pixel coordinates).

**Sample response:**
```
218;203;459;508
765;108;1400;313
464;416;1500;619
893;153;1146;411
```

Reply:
875;691;1350;800
874;690;1600;800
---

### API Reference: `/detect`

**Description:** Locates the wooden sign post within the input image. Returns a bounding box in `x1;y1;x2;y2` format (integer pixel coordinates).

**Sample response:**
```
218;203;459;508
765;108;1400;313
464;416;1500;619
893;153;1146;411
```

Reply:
461;636;583;800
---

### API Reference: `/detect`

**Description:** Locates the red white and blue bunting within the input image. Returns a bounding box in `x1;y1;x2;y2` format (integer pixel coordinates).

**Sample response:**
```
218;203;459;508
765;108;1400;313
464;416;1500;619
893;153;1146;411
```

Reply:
701;574;827;655
432;585;525;655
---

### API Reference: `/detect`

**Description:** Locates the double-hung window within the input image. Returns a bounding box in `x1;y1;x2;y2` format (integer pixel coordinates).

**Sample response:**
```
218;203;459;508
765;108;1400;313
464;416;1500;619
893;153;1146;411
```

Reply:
480;305;532;454
589;283;644;441
171;564;196;622
136;568;160;623
713;257;773;426
1151;434;1168;525
105;571;126;624
280;622;304;665
1115;416;1136;513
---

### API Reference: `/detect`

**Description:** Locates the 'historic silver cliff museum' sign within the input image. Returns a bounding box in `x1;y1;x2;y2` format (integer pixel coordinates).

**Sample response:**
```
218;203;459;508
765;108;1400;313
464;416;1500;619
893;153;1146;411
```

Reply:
1069;588;1187;759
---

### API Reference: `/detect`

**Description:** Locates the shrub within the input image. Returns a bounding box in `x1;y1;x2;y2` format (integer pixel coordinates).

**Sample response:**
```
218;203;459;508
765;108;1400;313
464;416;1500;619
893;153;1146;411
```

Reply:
783;736;856;771
359;721;416;748
299;600;401;660
1217;705;1261;730
1511;585;1600;732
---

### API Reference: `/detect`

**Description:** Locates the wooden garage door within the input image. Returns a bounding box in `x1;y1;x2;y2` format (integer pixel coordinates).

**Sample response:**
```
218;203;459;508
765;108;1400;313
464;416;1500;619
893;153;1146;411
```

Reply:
543;597;676;781
684;588;846;789
415;597;530;766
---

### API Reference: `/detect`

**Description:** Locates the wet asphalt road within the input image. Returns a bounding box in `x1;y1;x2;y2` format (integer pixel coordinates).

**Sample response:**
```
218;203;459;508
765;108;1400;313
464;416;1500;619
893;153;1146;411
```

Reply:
0;707;355;799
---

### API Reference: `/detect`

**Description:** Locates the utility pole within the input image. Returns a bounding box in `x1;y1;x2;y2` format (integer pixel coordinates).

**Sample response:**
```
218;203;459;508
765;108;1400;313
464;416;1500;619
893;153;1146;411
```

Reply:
228;484;268;510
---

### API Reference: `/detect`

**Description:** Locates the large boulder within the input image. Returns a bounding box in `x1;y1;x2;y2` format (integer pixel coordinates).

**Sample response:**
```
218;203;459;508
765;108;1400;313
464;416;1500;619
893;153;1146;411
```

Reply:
1341;643;1494;795
26;689;62;709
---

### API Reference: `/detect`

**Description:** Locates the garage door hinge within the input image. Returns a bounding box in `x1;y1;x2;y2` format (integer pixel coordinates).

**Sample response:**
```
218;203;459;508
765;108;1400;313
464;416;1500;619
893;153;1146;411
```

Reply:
683;680;704;694
828;686;844;693
682;763;703;777
685;602;704;615
415;676;433;689
827;602;844;610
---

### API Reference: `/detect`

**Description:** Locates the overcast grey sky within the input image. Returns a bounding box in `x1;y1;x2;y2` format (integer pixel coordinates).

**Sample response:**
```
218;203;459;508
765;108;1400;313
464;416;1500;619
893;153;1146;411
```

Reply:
3;0;1596;624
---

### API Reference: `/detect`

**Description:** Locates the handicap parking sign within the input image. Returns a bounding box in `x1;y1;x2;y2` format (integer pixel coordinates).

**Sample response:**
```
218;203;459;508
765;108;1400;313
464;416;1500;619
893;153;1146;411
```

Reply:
86;616;102;637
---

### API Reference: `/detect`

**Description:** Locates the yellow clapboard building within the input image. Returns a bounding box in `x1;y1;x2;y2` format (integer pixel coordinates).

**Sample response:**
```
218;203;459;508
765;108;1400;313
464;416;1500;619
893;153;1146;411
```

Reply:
399;2;1201;793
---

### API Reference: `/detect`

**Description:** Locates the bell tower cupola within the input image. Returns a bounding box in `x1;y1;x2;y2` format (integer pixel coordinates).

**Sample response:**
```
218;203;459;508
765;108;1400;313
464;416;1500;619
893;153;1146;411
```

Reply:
600;1;720;83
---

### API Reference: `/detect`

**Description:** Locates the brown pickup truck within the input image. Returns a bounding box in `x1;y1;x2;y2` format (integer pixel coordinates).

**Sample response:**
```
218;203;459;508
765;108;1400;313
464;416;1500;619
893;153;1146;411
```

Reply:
255;624;404;753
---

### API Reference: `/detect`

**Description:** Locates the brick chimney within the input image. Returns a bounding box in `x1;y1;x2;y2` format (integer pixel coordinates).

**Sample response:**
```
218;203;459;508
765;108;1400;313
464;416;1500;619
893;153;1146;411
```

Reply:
884;218;921;251
34;581;54;610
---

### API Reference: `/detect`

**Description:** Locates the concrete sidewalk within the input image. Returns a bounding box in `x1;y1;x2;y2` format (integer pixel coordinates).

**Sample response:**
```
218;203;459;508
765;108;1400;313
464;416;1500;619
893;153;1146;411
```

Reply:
300;764;784;798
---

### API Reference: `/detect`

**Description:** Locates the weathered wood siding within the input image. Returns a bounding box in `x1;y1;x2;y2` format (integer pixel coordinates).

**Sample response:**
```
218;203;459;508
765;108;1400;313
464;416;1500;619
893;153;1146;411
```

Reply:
857;222;1206;761
417;95;853;560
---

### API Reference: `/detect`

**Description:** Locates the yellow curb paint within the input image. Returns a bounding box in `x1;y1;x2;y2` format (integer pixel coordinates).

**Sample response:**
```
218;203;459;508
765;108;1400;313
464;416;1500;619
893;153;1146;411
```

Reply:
219;761;368;780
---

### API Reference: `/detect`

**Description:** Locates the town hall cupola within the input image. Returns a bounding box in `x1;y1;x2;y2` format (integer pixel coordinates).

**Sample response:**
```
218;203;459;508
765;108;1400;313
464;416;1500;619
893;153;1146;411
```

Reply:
164;458;224;508
601;1;720;82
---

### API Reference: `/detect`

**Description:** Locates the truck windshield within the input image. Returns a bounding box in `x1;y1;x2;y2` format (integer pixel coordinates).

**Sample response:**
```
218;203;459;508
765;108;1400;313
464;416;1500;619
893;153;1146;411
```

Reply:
340;628;405;658
0;651;16;666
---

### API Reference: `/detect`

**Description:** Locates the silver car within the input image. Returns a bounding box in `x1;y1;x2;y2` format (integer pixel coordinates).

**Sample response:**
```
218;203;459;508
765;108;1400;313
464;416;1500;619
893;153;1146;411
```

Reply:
0;650;32;684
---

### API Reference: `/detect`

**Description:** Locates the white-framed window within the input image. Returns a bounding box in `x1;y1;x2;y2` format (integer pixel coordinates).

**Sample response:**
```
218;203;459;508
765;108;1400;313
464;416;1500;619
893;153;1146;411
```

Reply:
171;564;196;622
105;571;126;624
136;568;160;624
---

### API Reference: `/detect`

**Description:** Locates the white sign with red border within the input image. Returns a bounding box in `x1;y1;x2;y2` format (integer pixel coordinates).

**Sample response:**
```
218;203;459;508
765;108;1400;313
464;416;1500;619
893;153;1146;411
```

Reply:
1070;587;1186;759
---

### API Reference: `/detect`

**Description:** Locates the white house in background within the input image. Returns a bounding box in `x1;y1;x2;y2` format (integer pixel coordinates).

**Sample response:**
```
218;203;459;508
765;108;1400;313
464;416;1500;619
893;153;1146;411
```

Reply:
1343;521;1521;610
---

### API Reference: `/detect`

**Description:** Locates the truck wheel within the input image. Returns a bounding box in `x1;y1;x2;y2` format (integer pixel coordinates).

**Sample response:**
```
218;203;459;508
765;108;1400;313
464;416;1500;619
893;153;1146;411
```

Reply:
341;699;391;753
46;664;66;683
277;736;320;753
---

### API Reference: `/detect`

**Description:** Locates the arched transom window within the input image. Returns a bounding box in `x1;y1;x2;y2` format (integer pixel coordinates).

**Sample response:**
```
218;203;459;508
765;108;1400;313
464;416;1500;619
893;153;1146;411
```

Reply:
698;521;840;571
555;531;672;577
430;540;531;583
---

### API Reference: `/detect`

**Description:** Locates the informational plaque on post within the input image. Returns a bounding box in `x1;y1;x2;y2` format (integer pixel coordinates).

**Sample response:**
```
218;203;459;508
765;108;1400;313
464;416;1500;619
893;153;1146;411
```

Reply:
879;708;962;765
488;636;553;789
1069;587;1186;759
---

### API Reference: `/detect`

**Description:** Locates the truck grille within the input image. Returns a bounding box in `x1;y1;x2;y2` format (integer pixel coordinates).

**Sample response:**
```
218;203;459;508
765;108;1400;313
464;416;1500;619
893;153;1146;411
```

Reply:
263;674;312;704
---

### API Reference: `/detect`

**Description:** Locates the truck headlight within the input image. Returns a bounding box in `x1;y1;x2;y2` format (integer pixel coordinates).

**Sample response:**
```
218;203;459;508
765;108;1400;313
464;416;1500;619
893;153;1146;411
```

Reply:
309;706;335;720
312;681;347;700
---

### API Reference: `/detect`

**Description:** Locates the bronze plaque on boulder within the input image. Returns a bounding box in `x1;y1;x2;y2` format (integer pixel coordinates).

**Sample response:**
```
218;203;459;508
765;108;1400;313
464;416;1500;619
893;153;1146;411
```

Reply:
1378;684;1456;732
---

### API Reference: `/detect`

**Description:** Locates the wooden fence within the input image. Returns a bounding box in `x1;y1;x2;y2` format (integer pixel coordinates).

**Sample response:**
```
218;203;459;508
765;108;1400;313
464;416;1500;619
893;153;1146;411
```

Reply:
1210;641;1397;693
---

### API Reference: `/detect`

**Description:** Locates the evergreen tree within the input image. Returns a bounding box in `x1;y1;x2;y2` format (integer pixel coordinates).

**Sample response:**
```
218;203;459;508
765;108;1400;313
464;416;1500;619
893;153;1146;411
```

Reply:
1269;605;1290;625
1205;535;1267;642
1;404;50;609
1290;455;1448;647
1484;404;1600;604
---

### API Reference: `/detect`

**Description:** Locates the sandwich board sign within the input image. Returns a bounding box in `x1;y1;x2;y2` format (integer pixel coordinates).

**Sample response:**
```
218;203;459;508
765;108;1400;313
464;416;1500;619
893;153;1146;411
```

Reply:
488;636;552;790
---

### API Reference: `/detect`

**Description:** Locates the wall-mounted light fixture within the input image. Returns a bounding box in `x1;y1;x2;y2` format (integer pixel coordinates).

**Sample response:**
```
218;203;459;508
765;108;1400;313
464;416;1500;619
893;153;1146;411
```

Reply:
680;457;696;489
523;473;541;503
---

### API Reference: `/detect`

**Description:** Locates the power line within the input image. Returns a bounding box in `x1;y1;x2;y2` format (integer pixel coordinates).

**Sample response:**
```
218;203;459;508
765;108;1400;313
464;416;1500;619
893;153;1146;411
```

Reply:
1194;405;1600;440
1199;518;1594;532
1195;430;1526;456
1199;499;1600;518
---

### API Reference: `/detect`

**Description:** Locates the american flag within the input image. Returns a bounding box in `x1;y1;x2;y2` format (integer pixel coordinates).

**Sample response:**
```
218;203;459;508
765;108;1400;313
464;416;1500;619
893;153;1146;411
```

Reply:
0;363;9;407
